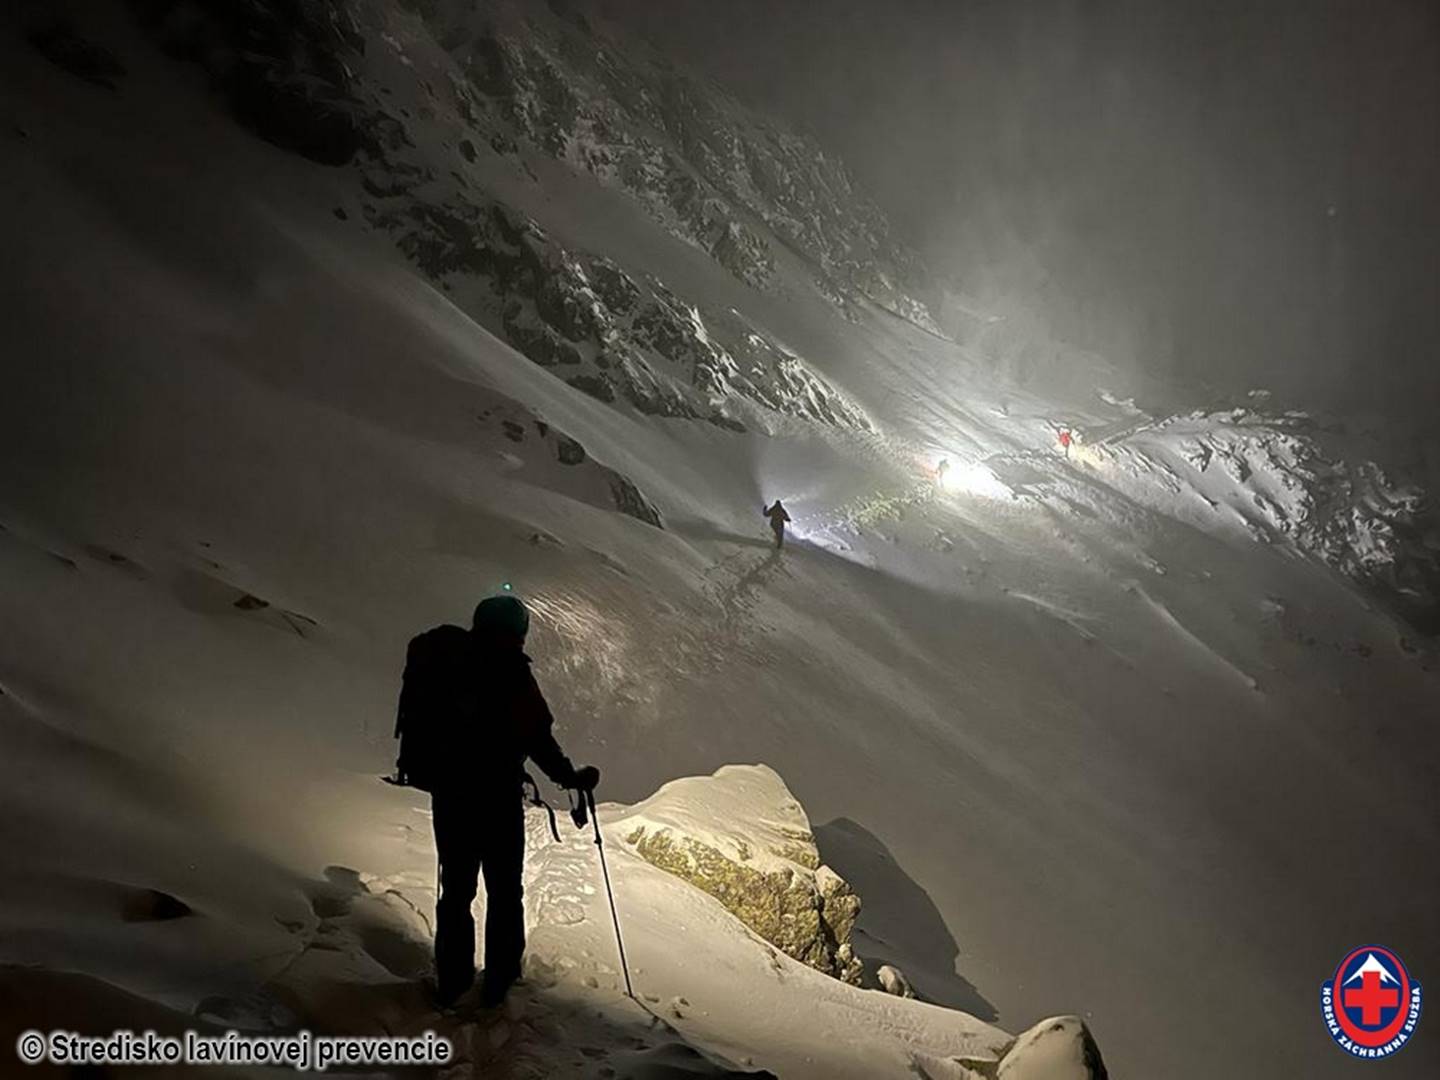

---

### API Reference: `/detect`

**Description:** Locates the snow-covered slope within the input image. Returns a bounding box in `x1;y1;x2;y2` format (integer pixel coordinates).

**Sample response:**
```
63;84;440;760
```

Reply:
112;0;931;436
1080;407;1440;625
949;403;1440;633
412;0;939;326
3;4;1439;1080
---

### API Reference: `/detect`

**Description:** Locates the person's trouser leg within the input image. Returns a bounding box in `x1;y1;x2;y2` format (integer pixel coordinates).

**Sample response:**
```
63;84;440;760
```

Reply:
773;526;784;549
480;796;526;997
432;793;482;1003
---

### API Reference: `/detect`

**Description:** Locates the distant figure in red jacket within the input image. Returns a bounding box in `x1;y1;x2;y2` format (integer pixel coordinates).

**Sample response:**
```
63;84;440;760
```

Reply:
1058;429;1073;459
763;499;792;549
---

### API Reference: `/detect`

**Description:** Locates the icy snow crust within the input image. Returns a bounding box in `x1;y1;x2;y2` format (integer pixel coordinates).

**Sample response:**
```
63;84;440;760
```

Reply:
2;3;1439;1079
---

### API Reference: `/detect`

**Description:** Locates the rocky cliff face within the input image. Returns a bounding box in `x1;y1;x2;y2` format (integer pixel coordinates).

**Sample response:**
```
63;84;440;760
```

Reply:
369;194;873;431
454;0;938;330
122;0;918;435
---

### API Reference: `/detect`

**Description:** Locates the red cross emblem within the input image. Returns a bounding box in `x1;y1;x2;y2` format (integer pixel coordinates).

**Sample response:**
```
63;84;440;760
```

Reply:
1345;967;1400;1027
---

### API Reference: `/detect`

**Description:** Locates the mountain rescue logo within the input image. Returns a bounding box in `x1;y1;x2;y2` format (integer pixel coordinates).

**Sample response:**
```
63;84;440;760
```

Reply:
1321;945;1422;1058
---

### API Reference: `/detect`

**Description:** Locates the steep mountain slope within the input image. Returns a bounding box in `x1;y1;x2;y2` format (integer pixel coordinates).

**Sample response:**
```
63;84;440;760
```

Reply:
3;4;1439;1079
116;0;929;434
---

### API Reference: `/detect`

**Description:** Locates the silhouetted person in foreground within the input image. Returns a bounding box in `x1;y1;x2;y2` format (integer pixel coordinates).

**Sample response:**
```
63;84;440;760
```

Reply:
763;499;791;549
394;594;598;1009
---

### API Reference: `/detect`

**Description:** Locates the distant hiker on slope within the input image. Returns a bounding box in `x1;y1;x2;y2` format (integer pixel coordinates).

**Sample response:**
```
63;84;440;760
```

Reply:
393;595;599;1009
763;499;792;549
1057;429;1073;459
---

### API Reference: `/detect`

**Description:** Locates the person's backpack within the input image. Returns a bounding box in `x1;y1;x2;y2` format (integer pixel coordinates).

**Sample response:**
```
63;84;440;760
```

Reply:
393;624;475;792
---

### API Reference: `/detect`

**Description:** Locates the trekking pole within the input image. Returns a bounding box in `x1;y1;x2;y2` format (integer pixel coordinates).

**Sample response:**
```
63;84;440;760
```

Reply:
584;787;634;1000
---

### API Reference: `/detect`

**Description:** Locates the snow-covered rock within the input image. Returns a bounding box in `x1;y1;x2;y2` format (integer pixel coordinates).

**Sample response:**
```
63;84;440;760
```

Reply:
1082;409;1440;623
877;963;916;999
363;180;870;432
997;1016;1108;1079
517;765;1043;1076
615;764;865;984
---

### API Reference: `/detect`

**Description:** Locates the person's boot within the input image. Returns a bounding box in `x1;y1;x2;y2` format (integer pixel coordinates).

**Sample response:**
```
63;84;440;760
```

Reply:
479;968;519;1009
433;974;474;1011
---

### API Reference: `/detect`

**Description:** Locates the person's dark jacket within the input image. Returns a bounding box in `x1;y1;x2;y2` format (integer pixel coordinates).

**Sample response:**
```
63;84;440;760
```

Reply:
396;628;575;794
763;501;791;529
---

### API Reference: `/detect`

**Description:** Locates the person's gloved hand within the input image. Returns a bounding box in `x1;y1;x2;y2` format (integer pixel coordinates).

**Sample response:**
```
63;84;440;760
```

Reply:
573;765;600;791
